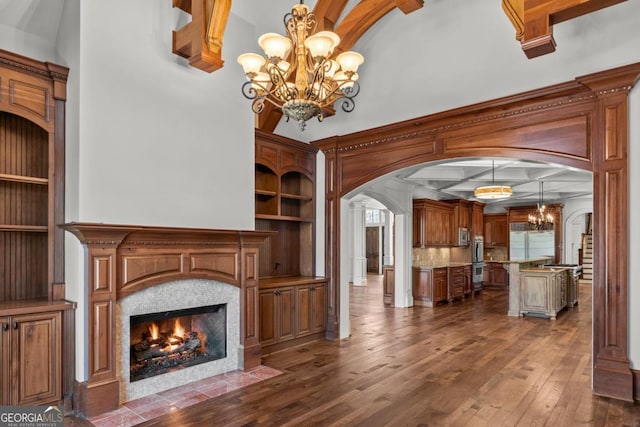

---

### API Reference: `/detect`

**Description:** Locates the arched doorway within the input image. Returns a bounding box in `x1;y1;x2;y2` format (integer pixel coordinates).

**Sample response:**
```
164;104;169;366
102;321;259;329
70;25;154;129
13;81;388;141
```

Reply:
314;62;640;401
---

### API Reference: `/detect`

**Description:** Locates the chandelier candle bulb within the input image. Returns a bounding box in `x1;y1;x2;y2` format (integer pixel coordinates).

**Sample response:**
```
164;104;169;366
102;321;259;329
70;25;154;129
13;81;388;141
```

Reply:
238;1;364;130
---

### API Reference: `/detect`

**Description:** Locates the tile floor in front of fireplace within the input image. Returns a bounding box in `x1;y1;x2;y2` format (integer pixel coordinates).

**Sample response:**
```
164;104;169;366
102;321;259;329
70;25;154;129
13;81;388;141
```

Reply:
87;365;282;427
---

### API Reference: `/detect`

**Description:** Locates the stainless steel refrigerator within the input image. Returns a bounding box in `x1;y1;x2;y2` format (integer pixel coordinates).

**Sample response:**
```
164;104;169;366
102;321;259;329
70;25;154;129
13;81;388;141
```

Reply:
509;223;554;260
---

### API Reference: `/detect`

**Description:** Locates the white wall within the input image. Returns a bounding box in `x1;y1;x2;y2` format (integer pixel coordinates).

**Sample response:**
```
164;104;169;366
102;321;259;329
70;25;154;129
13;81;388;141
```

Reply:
51;1;258;382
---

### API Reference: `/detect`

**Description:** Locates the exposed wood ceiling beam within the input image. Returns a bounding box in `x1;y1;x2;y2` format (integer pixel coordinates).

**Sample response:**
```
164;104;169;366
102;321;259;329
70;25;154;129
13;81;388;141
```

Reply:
172;0;231;73
502;0;627;59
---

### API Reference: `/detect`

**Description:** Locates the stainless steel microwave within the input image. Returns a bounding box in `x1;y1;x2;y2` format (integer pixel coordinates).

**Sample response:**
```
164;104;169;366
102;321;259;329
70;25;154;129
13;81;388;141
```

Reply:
458;227;470;246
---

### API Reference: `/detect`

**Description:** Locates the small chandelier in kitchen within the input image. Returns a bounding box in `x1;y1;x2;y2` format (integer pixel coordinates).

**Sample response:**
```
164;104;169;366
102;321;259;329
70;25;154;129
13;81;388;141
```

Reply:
528;181;554;231
474;160;513;200
237;1;364;131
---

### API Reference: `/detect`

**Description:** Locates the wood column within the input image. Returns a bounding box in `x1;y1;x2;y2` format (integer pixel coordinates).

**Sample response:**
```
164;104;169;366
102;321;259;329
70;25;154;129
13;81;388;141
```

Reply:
578;65;640;401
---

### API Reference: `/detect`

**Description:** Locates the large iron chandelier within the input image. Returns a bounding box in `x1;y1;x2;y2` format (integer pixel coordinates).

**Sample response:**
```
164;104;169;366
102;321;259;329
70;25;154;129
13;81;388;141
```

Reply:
237;1;364;131
474;160;513;200
528;181;554;231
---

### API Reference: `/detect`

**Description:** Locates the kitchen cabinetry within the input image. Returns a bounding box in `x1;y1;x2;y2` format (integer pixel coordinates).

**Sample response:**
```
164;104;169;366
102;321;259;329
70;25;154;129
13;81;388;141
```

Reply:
0;51;74;409
447;266;467;302
520;268;567;319
412;267;448;307
413;199;454;247
464;265;473;295
472;202;485;238
483;214;508;247
483;262;508;288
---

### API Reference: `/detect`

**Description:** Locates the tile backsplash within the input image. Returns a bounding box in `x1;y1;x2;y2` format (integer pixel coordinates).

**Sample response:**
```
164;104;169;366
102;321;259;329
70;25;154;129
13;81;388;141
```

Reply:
413;247;451;266
484;246;508;261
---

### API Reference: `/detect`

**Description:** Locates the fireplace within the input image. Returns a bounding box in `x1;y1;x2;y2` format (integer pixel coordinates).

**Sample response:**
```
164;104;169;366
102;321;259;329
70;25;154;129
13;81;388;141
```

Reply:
62;223;271;417
129;304;227;382
118;279;240;403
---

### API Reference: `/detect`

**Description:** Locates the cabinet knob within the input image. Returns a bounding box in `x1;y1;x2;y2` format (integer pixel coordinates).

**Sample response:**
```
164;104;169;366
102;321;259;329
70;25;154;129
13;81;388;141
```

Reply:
1;323;7;332
12;322;18;330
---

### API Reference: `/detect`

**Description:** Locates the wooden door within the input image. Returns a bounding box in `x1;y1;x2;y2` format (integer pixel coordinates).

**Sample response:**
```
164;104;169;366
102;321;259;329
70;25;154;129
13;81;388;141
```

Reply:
366;227;380;273
13;311;61;406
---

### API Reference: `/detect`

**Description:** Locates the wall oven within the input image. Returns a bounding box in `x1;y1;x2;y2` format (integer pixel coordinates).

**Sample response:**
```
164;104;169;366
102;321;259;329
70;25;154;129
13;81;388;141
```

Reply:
472;236;484;285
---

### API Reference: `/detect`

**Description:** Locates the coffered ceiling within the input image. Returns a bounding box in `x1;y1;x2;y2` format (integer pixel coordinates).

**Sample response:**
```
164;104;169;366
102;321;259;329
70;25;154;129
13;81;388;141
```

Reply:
381;158;592;210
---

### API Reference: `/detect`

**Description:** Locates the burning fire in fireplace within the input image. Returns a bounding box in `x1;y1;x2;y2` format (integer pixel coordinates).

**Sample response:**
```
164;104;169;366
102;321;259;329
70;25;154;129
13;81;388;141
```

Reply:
129;304;226;382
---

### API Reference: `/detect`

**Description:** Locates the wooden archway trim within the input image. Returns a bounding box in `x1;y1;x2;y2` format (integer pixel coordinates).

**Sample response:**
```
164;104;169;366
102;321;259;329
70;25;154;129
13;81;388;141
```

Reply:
313;61;640;402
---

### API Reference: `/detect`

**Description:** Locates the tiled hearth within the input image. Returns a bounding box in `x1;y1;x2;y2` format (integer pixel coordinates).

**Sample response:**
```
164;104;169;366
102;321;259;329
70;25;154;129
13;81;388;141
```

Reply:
88;365;281;427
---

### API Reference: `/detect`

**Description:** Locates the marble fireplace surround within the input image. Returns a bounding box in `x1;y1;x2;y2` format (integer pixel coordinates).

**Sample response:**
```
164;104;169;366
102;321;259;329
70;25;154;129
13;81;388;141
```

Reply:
63;223;272;418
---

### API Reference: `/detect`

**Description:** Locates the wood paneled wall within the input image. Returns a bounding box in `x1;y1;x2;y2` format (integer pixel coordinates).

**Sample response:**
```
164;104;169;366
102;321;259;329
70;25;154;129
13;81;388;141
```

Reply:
313;62;640;402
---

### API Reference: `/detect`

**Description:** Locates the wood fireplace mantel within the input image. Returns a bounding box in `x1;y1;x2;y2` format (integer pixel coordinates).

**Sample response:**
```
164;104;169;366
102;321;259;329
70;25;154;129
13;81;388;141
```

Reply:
62;222;272;417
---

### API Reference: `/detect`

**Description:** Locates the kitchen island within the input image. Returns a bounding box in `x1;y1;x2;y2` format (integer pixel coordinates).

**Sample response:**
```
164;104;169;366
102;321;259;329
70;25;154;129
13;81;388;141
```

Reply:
502;258;553;317
519;266;574;319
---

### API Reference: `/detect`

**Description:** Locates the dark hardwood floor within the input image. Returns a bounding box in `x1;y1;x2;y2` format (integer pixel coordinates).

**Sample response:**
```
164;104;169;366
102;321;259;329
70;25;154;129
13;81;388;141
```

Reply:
72;276;640;426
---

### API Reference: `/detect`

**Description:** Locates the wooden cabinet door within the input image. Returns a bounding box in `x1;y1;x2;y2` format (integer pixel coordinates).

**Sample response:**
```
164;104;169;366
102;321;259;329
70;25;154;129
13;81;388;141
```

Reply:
259;290;277;346
277;288;295;343
310;283;326;333
0;317;8;405
464;266;472;295
13;311;61;406
493;216;509;246
434;270;448;302
493;267;508;286
483;217;493;245
296;285;312;337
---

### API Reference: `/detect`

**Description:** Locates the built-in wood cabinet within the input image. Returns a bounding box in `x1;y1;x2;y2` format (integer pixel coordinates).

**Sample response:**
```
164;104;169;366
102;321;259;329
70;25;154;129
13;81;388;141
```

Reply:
259;286;295;347
295;282;326;336
259;278;327;351
412;267;448;307
483;214;508;247
0;49;74;410
413;199;454;247
255;130;327;353
0;307;63;406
